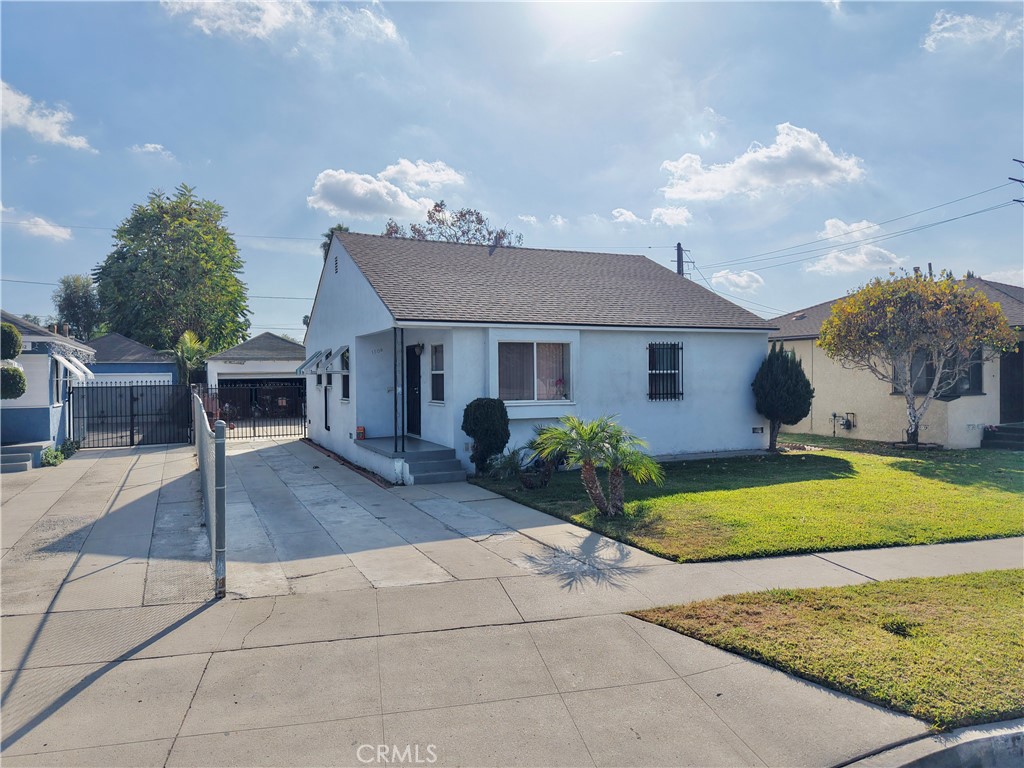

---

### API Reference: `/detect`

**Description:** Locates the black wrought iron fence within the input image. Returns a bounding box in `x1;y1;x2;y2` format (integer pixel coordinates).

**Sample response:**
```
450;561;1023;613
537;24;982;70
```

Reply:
195;382;307;439
70;382;193;448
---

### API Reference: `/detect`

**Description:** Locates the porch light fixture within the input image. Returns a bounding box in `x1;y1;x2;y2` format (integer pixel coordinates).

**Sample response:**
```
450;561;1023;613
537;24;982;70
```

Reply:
413;343;425;356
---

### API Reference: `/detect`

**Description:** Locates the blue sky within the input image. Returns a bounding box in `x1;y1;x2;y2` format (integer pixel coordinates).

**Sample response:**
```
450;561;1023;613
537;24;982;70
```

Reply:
2;1;1022;340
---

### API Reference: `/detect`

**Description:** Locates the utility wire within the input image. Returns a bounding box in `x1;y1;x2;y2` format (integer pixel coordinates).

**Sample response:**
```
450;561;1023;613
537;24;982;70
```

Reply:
705;200;1018;271
703;182;1015;270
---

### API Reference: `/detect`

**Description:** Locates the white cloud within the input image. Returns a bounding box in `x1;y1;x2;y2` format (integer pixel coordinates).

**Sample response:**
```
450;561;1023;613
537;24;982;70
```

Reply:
587;50;624;63
923;10;1022;52
307;157;465;220
1;81;95;153
549;215;568;228
129;143;176;161
517;214;538;225
711;269;764;294
378;159;464;193
307;169;431;220
661;123;863;202
611;208;643;225
161;0;400;47
650;206;693;227
805;218;903;275
982;268;1024;287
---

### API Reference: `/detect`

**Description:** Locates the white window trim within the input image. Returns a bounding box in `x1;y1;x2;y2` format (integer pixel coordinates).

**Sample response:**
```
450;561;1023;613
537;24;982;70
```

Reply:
429;344;445;404
496;340;573;404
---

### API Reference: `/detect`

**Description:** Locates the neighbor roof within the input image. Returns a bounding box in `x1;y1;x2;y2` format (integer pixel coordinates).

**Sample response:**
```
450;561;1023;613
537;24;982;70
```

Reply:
207;332;306;362
88;333;173;364
770;277;1024;340
334;232;775;331
0;310;95;354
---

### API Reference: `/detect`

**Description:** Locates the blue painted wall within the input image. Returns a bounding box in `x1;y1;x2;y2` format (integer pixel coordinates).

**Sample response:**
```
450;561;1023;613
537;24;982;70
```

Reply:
1;406;56;445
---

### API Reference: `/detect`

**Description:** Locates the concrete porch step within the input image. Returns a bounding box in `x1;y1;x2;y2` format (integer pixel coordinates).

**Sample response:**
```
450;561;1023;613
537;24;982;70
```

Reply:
412;469;468;484
1;452;33;464
1;457;32;473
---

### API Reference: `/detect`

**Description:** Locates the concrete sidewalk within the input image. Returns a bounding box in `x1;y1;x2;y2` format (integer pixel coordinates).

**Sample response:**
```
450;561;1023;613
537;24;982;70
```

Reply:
1;441;1021;767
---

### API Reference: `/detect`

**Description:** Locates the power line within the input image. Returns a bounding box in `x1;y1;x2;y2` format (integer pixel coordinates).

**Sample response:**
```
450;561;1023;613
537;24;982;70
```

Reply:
704;200;1018;271
0;277;314;301
703;182;1015;270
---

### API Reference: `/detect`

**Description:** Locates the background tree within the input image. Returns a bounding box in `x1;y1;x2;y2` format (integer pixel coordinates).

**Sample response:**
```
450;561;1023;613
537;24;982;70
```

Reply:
751;342;815;450
533;415;663;517
170;330;209;385
51;274;100;340
1;322;27;399
93;184;250;352
320;223;349;261
20;313;43;326
819;272;1016;444
383;201;524;246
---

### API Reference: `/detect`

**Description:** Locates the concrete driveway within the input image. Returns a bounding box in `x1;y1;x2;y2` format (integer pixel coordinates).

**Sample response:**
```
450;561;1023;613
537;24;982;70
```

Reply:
4;440;1021;767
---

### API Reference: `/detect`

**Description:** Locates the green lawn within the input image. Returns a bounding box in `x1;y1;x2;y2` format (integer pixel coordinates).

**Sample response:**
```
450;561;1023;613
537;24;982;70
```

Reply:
631;570;1024;729
473;435;1023;561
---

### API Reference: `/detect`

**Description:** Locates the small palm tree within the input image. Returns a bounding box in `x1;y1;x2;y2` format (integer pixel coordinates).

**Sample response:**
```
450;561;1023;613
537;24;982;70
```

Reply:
534;415;663;517
171;330;209;385
605;425;665;515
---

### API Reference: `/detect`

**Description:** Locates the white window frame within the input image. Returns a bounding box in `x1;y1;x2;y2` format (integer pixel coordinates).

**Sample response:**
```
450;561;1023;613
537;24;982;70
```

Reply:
429;344;444;403
497;341;571;403
326;346;350;401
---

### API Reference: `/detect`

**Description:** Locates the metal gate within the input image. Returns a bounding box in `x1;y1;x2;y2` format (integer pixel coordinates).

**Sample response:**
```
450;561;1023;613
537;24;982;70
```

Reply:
196;382;306;440
70;383;193;448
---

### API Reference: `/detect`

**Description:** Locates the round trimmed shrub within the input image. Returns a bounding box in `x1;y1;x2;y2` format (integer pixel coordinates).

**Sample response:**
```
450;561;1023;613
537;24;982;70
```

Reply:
2;322;22;360
461;398;510;474
2;366;27;399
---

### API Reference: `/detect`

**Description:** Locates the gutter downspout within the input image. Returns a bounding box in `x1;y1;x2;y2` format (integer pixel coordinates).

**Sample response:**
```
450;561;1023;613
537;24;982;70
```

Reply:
393;327;398;454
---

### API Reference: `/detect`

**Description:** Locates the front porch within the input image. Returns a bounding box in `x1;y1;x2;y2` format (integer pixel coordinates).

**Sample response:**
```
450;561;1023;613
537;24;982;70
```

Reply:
354;436;467;485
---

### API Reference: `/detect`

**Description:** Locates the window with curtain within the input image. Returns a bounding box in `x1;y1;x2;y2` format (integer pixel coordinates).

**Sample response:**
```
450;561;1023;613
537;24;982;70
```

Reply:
498;342;570;401
894;348;984;396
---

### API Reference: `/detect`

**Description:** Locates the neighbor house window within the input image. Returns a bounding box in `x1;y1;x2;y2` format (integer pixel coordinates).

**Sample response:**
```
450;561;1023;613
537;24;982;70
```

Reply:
430;345;444;402
498;342;570;401
648;342;683;401
894;348;983;397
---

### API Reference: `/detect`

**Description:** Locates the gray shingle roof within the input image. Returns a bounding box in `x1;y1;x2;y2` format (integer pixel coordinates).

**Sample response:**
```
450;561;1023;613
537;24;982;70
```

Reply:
336;232;775;331
770;277;1024;340
88;333;173;363
207;332;306;362
0;310;95;354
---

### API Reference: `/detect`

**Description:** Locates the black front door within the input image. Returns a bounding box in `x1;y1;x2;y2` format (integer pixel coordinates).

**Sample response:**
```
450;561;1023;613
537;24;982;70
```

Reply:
406;345;421;436
1000;345;1023;424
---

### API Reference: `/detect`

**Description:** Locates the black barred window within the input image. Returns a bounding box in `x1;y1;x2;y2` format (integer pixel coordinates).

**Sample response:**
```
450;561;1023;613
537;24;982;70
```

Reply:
648;342;683;401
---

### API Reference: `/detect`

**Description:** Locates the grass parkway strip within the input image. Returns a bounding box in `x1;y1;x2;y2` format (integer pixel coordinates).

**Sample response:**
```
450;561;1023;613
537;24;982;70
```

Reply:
631;569;1024;731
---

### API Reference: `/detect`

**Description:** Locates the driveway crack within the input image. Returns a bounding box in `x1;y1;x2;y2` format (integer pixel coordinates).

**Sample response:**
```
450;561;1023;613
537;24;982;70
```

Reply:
240;598;277;648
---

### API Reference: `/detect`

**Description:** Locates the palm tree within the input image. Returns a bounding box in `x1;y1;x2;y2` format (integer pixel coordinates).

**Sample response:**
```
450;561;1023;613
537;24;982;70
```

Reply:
171;330;208;385
605;425;665;515
534;415;663;516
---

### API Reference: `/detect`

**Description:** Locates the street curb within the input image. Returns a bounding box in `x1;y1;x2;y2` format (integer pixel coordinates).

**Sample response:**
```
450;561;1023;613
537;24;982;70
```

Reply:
842;718;1024;767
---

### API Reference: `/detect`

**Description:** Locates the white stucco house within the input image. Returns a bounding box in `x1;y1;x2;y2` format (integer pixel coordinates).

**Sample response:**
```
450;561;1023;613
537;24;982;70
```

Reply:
301;232;776;484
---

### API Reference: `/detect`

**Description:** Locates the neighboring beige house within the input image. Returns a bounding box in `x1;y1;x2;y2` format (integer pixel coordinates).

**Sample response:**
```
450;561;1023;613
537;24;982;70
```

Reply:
770;278;1023;448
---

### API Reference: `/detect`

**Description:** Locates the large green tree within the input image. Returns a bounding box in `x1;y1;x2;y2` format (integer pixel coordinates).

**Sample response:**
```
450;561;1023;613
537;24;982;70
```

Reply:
94;184;250;352
52;274;100;340
819;272;1016;444
383;201;524;246
751;342;815;450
